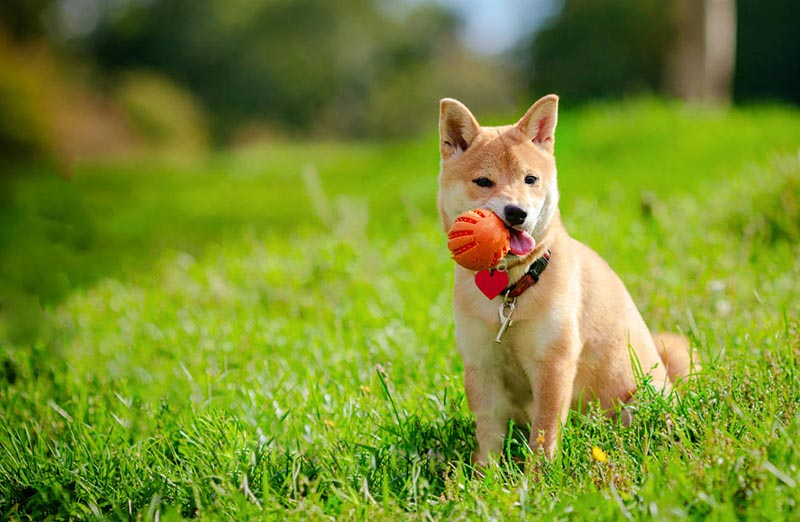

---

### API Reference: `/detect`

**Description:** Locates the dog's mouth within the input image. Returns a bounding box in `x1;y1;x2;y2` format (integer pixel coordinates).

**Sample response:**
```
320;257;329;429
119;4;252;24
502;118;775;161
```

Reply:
507;227;536;257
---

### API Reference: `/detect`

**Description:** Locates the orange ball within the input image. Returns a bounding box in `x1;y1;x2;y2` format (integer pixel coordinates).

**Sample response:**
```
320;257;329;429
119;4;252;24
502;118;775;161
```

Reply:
447;209;510;271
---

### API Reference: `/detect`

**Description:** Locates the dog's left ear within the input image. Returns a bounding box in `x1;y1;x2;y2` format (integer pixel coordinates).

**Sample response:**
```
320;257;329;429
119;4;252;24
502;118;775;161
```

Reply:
516;94;558;154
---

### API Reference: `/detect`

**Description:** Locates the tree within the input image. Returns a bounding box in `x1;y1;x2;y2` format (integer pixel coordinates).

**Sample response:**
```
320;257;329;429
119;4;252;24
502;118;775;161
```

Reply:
523;0;674;102
0;0;53;41
665;0;736;104
79;0;516;140
733;0;800;104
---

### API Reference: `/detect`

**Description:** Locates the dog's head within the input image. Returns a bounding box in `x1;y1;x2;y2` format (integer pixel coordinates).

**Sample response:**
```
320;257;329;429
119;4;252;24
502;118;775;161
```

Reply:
437;95;560;264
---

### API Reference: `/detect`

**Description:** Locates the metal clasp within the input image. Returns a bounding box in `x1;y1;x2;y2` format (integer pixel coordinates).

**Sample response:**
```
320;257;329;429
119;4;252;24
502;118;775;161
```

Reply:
495;297;516;343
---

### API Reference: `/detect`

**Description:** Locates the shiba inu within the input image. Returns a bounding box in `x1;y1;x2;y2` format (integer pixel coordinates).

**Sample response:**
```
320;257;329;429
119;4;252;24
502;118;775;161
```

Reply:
437;95;694;464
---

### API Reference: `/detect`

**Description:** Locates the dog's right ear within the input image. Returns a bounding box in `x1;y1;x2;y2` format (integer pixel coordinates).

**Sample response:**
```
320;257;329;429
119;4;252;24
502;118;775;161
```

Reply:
439;98;480;160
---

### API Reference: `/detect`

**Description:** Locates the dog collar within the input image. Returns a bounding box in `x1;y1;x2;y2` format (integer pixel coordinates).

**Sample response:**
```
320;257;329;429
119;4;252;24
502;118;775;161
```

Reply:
473;249;552;301
503;249;551;299
490;249;551;343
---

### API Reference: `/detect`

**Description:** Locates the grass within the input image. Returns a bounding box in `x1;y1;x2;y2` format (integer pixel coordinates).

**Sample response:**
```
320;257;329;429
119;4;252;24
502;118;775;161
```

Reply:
1;99;800;519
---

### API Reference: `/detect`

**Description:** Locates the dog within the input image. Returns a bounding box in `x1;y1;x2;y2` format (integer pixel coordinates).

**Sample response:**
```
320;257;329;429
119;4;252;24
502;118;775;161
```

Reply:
437;94;694;465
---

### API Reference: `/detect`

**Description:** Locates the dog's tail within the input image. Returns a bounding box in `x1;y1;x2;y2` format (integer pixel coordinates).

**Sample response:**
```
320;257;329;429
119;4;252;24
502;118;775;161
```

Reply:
652;332;699;383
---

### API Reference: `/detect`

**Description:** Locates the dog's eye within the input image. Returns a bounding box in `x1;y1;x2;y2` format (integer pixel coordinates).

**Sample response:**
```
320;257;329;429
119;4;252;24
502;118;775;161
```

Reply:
525;175;538;185
472;177;494;188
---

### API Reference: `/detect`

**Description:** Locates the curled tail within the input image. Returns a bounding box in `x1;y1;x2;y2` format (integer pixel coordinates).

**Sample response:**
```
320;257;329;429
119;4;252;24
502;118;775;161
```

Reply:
652;332;699;383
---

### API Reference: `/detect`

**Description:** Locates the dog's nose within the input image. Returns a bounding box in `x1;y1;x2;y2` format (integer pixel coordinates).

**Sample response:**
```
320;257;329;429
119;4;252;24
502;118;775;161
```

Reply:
504;205;528;226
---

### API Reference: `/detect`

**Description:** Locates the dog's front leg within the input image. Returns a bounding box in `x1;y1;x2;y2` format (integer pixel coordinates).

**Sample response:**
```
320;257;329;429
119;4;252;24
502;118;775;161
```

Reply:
455;314;513;467
523;332;580;460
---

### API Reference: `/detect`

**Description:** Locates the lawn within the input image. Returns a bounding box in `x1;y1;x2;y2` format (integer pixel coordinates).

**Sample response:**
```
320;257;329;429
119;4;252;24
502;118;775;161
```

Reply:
1;99;799;520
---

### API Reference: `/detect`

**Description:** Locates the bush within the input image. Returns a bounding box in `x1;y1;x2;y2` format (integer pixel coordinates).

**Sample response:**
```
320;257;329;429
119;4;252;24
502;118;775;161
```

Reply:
115;70;209;157
0;34;55;164
726;153;800;246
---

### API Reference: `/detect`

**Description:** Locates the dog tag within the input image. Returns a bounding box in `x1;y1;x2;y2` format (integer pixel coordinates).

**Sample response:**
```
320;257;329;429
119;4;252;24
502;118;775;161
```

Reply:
475;269;509;300
495;299;515;343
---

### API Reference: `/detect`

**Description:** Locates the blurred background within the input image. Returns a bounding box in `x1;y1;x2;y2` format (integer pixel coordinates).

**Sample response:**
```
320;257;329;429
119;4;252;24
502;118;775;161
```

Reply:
2;0;798;158
1;0;799;346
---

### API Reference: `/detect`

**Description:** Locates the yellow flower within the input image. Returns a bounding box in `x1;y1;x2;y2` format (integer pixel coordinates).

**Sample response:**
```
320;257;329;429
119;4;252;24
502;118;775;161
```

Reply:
592;446;608;463
535;432;546;445
359;385;371;394
324;420;335;429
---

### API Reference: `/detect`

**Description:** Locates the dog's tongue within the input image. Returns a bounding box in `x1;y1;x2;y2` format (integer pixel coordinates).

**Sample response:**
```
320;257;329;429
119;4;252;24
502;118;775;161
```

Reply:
508;229;536;257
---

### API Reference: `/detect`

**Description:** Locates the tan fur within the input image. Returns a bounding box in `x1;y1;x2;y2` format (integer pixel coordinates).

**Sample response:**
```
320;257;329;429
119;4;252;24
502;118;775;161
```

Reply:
437;95;696;464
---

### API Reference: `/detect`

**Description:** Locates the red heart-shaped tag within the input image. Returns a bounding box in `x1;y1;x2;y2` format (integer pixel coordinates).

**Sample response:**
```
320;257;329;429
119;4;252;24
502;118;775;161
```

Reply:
474;270;509;300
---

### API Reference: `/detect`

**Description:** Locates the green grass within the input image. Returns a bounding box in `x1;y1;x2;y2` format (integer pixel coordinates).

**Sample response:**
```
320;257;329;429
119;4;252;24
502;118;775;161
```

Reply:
1;99;800;519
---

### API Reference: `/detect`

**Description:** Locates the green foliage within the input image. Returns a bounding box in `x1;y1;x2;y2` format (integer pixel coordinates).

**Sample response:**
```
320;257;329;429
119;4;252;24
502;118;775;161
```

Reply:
0;0;53;41
734;0;800;105
1;101;800;518
525;0;800;105
0;164;96;344
0;35;55;163
84;0;516;140
524;0;674;101
725;153;800;246
115;70;209;156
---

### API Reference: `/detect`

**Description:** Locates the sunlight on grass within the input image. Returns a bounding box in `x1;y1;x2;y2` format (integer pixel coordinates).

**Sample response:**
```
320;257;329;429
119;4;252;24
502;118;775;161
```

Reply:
1;101;799;518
